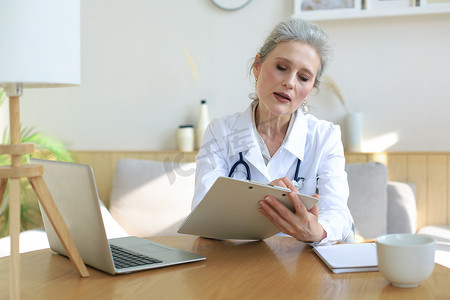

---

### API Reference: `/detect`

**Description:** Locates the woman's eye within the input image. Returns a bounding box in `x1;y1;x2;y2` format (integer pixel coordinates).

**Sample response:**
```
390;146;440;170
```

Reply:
277;65;286;71
298;75;309;82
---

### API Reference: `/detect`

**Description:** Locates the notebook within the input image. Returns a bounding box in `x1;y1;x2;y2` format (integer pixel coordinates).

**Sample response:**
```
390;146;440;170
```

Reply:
31;159;205;275
178;177;318;240
313;243;379;274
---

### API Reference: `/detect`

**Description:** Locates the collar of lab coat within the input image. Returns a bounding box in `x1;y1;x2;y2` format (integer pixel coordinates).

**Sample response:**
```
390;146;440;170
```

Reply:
284;110;307;162
229;102;307;165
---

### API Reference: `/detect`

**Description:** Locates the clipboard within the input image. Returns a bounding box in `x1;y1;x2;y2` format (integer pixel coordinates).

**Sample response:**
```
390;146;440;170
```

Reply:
177;176;319;240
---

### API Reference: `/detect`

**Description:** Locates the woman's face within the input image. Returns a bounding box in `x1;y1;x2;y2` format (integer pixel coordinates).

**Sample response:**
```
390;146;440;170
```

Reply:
253;41;320;117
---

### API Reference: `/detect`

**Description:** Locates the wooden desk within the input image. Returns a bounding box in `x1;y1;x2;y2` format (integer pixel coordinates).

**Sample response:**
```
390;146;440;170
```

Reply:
1;236;449;299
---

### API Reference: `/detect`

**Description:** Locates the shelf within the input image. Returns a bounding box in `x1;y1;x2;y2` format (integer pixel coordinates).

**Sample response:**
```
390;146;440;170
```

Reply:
293;5;450;21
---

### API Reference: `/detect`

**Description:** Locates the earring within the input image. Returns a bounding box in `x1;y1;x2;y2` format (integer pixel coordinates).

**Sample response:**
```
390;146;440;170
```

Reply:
302;99;309;113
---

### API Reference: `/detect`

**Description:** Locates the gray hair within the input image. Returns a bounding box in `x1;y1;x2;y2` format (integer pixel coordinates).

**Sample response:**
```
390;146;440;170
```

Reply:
251;18;334;89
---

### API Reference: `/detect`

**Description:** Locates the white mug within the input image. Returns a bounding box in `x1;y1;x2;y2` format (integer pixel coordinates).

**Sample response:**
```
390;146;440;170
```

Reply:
376;234;435;288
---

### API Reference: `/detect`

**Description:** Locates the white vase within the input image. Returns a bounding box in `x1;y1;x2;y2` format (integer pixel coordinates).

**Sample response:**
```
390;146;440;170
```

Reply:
344;112;363;152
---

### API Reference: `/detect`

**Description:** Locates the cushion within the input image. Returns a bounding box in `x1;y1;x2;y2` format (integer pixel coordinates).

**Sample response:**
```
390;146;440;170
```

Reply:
387;182;416;234
109;159;195;237
345;162;388;239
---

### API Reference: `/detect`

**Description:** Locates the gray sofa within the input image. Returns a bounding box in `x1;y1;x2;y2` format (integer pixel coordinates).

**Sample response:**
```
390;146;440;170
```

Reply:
345;162;416;240
109;159;417;241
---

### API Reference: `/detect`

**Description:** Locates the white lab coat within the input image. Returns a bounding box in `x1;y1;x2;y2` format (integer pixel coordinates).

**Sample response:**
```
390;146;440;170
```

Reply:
193;102;354;243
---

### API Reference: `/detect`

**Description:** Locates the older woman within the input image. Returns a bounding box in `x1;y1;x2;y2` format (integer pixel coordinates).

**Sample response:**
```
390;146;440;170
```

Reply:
193;18;354;244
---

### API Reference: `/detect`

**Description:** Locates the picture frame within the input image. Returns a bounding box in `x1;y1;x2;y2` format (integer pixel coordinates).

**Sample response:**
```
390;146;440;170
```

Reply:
293;0;362;16
419;0;450;6
365;0;413;10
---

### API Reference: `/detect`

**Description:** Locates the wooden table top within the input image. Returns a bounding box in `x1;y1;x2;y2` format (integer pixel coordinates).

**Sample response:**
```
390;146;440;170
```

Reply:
0;235;449;299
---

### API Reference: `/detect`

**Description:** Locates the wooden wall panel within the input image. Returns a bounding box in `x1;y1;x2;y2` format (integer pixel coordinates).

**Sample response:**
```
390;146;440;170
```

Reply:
368;153;388;166
407;155;428;229
386;154;408;182
71;151;450;228
427;155;448;226
344;153;369;164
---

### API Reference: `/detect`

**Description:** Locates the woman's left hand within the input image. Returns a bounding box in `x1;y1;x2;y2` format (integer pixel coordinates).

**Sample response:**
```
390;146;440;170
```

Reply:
258;177;327;243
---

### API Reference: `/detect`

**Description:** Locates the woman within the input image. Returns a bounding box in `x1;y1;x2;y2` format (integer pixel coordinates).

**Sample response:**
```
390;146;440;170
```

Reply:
193;18;354;244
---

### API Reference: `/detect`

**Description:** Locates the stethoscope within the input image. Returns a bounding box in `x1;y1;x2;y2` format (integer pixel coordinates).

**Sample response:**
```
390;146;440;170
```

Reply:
228;152;305;189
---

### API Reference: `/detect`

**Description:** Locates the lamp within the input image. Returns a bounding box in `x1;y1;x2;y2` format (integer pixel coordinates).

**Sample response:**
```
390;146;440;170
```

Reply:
0;1;89;299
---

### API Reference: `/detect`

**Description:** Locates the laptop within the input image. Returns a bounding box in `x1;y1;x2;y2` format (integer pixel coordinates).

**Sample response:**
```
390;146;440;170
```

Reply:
31;159;205;275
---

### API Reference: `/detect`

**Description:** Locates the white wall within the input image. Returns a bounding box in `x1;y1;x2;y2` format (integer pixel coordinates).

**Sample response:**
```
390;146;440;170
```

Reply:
17;0;450;151
314;14;450;152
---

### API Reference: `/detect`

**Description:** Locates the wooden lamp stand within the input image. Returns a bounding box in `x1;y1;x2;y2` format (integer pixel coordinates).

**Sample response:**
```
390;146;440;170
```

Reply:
0;91;89;300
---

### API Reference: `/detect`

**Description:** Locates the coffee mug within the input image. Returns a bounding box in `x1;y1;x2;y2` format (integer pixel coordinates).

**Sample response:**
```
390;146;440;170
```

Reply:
376;234;435;288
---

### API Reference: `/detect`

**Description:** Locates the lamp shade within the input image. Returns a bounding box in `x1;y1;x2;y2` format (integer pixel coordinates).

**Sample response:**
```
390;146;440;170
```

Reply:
0;0;80;88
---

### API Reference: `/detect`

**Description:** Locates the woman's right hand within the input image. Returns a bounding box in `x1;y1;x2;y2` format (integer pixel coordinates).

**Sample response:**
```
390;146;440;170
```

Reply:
259;177;326;243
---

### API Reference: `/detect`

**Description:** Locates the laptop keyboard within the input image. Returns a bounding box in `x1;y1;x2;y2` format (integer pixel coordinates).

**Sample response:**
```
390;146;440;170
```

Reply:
110;244;162;269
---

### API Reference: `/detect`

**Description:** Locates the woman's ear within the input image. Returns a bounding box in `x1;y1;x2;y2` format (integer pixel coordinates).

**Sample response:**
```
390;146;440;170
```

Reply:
253;54;261;78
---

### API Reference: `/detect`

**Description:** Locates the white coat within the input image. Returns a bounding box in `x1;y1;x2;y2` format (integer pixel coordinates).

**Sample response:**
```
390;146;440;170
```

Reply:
193;102;354;243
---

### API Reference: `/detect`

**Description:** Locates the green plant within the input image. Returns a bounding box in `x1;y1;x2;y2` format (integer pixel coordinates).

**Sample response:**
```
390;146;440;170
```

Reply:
0;88;6;107
0;88;74;236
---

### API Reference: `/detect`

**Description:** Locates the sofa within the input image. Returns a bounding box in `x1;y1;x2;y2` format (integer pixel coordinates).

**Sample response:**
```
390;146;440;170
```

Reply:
345;162;417;239
0;159;424;257
108;159;417;241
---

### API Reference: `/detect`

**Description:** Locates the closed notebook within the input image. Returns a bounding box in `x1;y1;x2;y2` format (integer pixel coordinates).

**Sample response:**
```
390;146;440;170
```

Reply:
313;243;379;274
